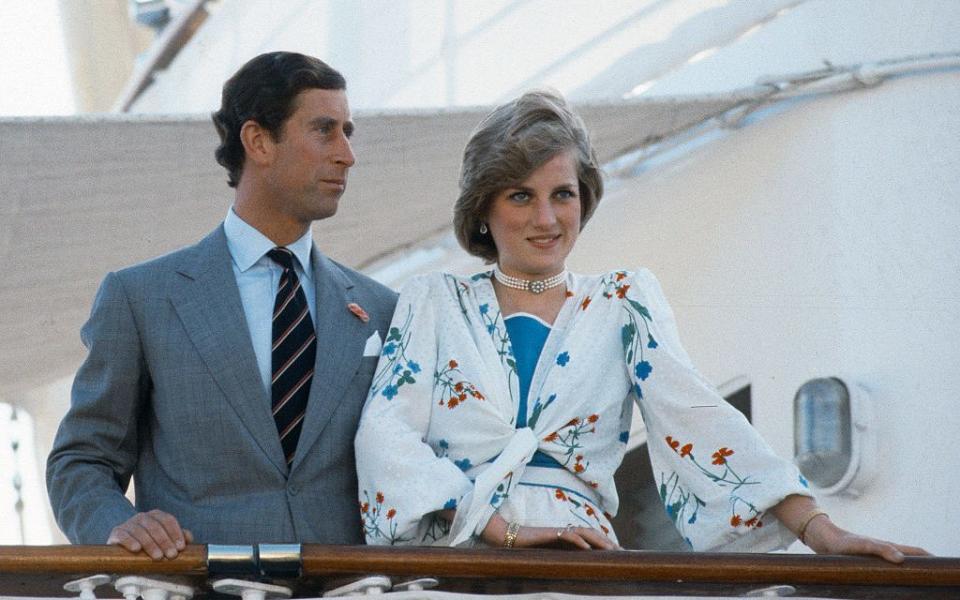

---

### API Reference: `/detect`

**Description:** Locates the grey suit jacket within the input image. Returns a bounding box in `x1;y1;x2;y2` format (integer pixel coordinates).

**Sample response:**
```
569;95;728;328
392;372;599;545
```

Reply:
47;225;397;545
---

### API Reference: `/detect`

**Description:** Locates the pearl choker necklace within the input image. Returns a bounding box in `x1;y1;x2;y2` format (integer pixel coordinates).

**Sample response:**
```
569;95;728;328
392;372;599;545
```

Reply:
493;267;567;294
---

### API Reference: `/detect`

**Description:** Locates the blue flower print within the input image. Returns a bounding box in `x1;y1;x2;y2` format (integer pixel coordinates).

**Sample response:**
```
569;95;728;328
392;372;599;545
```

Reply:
383;342;397;356
799;474;809;488
443;498;458;510
408;360;422;374
382;385;399;400
479;303;489;315
393;364;403;375
556;351;570;367
487;324;496;334
438;439;449;450
619;431;630;444
647;334;658;349
635;360;653;381
454;457;473;472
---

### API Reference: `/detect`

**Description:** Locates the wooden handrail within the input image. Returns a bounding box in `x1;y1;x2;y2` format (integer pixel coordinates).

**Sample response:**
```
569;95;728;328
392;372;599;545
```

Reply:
300;545;960;587
1;544;958;588
0;545;206;575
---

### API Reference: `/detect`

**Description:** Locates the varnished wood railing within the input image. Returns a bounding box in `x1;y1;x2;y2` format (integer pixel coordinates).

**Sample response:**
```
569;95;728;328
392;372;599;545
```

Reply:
1;545;958;597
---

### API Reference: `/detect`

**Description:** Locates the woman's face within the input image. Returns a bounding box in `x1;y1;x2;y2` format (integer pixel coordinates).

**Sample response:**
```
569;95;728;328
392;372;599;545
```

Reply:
487;150;581;279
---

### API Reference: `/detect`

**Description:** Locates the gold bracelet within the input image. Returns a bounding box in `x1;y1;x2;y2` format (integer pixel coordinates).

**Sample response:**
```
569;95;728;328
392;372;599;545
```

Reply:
503;521;521;548
797;509;829;544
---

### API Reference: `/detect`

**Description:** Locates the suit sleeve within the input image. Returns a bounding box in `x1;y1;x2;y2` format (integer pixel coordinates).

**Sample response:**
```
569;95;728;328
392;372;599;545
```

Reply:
46;271;147;543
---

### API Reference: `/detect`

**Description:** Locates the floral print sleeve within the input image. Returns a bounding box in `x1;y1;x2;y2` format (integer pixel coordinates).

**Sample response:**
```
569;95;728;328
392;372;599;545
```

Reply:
620;269;812;551
355;275;475;545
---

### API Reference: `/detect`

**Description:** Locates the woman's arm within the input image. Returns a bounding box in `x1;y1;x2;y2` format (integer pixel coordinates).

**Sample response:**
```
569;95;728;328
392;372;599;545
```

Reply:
355;276;475;545
770;494;929;562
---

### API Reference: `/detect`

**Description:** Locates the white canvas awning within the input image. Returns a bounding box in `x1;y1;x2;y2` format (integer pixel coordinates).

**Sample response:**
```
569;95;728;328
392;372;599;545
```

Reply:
3;43;958;396
0;97;740;396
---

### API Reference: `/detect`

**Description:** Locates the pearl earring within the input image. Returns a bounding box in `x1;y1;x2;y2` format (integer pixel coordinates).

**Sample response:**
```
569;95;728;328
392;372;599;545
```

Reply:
480;222;488;234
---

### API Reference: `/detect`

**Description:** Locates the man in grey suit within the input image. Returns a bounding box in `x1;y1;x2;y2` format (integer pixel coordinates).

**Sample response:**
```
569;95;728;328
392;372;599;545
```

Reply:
47;52;397;559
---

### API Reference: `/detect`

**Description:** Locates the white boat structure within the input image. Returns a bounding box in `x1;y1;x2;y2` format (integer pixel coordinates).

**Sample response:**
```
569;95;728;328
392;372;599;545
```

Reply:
1;0;958;597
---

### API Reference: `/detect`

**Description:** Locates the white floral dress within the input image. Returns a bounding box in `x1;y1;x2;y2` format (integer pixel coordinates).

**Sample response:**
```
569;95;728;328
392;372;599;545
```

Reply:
354;269;811;550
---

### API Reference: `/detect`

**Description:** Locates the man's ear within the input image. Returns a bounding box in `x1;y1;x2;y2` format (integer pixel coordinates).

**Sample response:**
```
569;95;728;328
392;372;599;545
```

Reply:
240;120;274;167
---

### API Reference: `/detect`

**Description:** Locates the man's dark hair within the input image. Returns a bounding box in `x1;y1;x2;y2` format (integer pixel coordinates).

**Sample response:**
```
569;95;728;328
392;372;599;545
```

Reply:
212;52;346;187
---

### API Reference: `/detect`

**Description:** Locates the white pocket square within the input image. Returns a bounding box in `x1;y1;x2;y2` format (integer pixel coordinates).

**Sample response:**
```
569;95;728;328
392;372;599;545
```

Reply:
363;331;383;357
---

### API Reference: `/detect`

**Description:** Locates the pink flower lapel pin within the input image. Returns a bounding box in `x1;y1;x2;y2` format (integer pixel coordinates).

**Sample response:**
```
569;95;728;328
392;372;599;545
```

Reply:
347;302;370;323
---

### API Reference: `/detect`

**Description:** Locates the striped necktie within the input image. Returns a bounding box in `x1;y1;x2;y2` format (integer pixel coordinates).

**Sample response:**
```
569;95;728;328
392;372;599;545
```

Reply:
267;247;316;467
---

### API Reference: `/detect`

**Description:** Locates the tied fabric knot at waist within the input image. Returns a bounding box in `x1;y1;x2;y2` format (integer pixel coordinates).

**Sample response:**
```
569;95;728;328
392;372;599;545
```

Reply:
447;427;602;546
449;427;537;545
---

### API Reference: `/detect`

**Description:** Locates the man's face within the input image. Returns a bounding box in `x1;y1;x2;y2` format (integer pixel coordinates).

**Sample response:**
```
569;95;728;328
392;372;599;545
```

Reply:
266;88;356;225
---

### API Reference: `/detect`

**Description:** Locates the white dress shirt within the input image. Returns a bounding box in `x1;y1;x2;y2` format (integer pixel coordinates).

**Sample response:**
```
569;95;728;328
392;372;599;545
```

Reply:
223;208;317;393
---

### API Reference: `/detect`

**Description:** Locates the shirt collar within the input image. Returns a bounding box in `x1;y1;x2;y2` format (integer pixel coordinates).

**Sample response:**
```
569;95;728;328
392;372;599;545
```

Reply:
224;208;314;280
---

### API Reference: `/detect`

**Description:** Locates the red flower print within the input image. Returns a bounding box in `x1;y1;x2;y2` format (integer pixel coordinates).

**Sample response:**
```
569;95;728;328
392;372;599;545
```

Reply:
730;514;742;527
555;489;567;500
386;509;396;520
361;502;369;514
712;447;734;465
454;382;464;392
448;359;458;368
615;284;630;299
600;524;610;534
581;296;592;310
448;397;459;409
585;506;595;516
566;417;581;427
544;432;559;442
665;436;680;452
376;492;384;504
680;443;693;458
458;393;467;401
744;517;757;528
589;481;599;489
587;414;599;423
565;290;574;298
615;272;627;282
573;454;587;473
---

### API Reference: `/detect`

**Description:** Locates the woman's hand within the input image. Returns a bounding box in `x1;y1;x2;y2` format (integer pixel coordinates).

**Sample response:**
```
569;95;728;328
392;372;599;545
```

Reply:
771;495;929;563
479;513;619;550
801;514;930;563
514;523;620;550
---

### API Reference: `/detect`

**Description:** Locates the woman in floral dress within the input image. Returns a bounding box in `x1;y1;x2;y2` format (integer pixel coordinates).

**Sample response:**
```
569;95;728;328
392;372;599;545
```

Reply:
354;91;926;560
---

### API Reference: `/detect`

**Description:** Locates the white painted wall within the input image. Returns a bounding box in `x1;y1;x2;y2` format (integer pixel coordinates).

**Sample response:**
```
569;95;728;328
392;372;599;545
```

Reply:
570;69;960;555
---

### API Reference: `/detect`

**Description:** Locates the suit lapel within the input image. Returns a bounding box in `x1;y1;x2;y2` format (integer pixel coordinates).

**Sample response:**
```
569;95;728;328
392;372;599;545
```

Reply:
168;226;287;475
291;248;367;470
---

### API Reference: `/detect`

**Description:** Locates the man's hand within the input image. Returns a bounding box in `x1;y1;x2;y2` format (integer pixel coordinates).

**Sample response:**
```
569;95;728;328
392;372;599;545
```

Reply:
107;510;193;560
